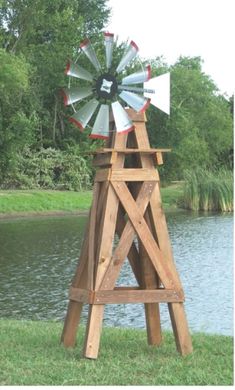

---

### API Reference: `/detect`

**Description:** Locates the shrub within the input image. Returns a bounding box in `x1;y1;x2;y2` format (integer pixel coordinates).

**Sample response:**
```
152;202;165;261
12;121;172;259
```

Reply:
0;147;93;191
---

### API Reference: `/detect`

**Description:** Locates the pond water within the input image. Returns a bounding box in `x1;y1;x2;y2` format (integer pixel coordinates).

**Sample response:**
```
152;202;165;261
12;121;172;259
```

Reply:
0;211;233;336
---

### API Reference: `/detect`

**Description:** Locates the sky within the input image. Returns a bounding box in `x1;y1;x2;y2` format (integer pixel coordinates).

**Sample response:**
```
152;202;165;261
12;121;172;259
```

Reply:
106;0;235;97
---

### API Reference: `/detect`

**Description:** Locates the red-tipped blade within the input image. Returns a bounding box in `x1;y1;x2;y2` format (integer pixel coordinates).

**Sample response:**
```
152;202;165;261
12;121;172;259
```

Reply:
69;98;99;130
104;32;114;70
90;104;109;139
121;65;151;85
65;61;93;82
111;101;135;133
119;90;150;113
116;40;139;74
80;38;101;72
61;87;93;106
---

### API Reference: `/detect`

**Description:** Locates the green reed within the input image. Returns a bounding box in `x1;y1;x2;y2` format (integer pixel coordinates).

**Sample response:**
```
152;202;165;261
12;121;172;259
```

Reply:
183;168;233;211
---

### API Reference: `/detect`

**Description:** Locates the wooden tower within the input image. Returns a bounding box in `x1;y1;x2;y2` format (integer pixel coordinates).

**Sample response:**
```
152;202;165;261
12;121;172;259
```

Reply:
61;109;193;359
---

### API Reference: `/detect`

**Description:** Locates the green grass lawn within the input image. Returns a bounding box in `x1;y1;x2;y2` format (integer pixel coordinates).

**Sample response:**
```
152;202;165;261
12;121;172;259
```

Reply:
0;319;233;385
0;190;93;215
0;184;183;215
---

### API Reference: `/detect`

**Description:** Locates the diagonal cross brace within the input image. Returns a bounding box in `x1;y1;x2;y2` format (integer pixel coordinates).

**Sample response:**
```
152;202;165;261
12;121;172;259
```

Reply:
100;181;156;290
112;181;177;290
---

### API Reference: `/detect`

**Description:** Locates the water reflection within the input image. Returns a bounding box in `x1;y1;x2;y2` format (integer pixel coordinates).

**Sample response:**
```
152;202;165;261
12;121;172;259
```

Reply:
0;212;233;335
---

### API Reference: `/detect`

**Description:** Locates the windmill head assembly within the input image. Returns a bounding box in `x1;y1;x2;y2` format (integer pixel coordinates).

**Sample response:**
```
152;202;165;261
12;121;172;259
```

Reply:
61;32;170;139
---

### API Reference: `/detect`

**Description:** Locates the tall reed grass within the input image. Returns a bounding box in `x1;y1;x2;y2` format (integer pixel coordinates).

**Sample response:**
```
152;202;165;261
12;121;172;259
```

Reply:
183;168;233;211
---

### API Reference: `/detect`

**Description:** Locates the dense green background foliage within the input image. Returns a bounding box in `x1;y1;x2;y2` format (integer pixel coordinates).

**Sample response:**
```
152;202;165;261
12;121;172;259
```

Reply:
0;0;233;188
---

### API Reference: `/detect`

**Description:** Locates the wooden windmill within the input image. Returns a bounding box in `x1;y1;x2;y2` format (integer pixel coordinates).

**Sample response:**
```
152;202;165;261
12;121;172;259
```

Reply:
60;34;193;359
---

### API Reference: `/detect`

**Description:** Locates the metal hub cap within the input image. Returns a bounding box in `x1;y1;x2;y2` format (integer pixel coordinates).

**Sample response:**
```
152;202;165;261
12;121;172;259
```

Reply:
95;73;118;100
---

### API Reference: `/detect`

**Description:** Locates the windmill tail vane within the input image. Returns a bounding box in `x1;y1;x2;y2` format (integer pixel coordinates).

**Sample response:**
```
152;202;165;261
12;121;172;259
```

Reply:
61;32;170;139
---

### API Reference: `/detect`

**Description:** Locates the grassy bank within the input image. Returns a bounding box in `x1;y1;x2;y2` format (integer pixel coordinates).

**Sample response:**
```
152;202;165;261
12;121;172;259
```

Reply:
0;190;93;215
0;184;183;216
0;319;233;385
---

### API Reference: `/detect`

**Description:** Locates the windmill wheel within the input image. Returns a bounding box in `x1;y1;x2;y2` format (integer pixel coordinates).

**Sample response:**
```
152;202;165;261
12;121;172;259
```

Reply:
61;33;170;139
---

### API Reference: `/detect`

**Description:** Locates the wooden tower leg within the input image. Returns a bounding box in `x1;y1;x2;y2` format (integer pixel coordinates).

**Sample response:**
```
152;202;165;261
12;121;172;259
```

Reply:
128;119;162;346
168;303;193;355
61;182;101;348
83;305;105;359
61;218;90;347
61;301;83;347
149;182;193;355
128;113;192;355
140;212;162;346
82;131;127;359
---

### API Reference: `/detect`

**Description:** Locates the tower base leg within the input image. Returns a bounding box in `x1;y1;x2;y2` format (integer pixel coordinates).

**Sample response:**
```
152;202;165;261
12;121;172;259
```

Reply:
83;304;105;359
168;302;193;355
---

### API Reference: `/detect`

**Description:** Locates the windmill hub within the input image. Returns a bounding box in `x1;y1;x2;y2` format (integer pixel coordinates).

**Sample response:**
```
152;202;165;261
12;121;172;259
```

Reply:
95;73;117;100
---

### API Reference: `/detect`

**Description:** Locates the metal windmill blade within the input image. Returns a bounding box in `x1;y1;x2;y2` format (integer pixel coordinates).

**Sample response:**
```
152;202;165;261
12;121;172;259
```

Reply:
61;34;171;139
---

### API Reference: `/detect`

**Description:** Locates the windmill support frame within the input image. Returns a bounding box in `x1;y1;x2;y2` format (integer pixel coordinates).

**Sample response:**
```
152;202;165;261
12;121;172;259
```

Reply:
61;109;193;359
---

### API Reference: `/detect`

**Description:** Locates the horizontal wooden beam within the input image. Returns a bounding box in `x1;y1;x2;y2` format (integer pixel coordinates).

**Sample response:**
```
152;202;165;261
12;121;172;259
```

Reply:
93;148;171;154
80;148;171;156
95;168;159;182
69;287;184;304
94;289;184;304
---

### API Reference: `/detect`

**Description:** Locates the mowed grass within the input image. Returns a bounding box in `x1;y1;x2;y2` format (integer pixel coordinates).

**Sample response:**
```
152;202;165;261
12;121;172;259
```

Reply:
0;319;233;386
0;190;92;214
0;184;183;215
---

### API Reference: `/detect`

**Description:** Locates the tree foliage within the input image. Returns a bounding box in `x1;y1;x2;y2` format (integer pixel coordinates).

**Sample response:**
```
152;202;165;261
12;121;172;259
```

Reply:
147;56;233;179
0;0;110;149
0;48;36;179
